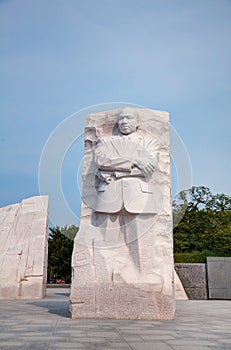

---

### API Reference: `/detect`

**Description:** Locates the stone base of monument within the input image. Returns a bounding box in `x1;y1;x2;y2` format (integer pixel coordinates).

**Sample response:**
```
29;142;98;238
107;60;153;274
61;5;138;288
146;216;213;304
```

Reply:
0;196;48;300
71;230;175;320
71;290;174;320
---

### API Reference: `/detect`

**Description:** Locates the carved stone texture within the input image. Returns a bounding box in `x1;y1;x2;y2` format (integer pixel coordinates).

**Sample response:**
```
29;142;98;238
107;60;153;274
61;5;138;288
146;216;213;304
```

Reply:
71;108;175;319
0;196;49;299
174;270;188;300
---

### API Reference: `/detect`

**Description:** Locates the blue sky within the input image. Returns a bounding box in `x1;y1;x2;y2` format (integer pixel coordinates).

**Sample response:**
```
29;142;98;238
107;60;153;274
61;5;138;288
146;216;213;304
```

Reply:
1;0;231;227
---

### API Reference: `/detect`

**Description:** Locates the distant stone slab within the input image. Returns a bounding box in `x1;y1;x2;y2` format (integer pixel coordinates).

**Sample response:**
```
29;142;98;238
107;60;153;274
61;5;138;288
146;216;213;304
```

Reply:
0;196;49;299
207;257;231;299
175;263;207;300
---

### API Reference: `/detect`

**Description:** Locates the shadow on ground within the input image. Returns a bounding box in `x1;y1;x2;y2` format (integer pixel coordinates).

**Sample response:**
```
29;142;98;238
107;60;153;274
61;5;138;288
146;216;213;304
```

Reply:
28;300;71;318
52;292;70;297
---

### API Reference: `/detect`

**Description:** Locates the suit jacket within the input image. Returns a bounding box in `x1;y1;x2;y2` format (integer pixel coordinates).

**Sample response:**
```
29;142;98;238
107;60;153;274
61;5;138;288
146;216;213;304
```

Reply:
94;132;159;214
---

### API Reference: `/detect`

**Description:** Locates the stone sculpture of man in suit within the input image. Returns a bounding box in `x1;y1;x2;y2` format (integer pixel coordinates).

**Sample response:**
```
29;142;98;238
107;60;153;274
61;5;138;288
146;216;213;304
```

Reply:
71;107;175;320
93;107;159;244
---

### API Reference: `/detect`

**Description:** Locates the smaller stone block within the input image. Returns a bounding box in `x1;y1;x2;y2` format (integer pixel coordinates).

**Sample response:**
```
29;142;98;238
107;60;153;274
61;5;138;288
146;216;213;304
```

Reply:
175;263;208;300
174;270;188;300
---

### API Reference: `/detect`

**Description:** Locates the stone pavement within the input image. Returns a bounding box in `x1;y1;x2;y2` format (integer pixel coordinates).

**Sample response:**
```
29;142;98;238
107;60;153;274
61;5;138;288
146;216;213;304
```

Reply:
0;288;230;349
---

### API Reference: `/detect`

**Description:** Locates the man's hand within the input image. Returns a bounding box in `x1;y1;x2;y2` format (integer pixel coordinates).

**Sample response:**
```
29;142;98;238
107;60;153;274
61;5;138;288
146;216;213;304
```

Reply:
104;175;113;184
96;170;114;183
133;160;155;176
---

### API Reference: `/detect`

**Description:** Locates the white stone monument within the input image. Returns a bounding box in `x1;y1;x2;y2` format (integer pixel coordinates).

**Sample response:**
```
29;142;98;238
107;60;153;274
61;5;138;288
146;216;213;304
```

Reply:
0;196;49;299
71;107;175;319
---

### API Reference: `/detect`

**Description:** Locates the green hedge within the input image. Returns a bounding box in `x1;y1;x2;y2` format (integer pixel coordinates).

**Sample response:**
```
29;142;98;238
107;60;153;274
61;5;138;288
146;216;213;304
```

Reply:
174;250;219;263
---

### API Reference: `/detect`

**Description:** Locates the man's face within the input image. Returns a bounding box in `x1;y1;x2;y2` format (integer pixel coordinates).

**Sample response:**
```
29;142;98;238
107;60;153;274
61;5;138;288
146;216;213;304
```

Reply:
118;113;139;135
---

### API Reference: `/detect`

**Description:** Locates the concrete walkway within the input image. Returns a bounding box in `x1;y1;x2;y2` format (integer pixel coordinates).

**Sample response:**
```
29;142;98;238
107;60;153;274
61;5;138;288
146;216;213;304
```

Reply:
0;288;230;349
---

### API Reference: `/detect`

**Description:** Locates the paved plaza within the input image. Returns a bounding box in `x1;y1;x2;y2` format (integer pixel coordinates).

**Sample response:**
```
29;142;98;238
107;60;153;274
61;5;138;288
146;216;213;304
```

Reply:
0;288;230;349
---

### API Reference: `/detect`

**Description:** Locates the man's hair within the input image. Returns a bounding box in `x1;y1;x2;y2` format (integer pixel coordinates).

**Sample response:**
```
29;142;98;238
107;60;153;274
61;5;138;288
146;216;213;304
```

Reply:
119;107;140;122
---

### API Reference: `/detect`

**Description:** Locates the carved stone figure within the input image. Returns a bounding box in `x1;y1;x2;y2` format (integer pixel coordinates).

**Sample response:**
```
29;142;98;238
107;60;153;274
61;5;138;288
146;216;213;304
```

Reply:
92;108;160;245
94;108;159;213
71;107;175;319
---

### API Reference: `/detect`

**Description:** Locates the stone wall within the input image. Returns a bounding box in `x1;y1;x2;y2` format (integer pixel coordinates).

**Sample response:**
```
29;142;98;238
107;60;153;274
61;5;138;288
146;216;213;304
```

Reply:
0;196;49;299
207;257;231;299
175;263;208;300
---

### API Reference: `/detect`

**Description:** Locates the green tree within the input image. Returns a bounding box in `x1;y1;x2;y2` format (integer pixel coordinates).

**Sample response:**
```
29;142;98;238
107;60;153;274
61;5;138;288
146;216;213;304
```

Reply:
47;225;78;283
173;186;231;262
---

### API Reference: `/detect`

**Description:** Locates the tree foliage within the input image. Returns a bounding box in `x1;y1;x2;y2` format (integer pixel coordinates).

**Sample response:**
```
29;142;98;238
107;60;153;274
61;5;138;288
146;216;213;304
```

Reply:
173;186;231;262
47;187;231;275
47;225;78;283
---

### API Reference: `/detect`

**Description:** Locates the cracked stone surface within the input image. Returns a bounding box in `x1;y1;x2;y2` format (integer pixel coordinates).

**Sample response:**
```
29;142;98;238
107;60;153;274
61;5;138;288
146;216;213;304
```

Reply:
0;196;49;299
